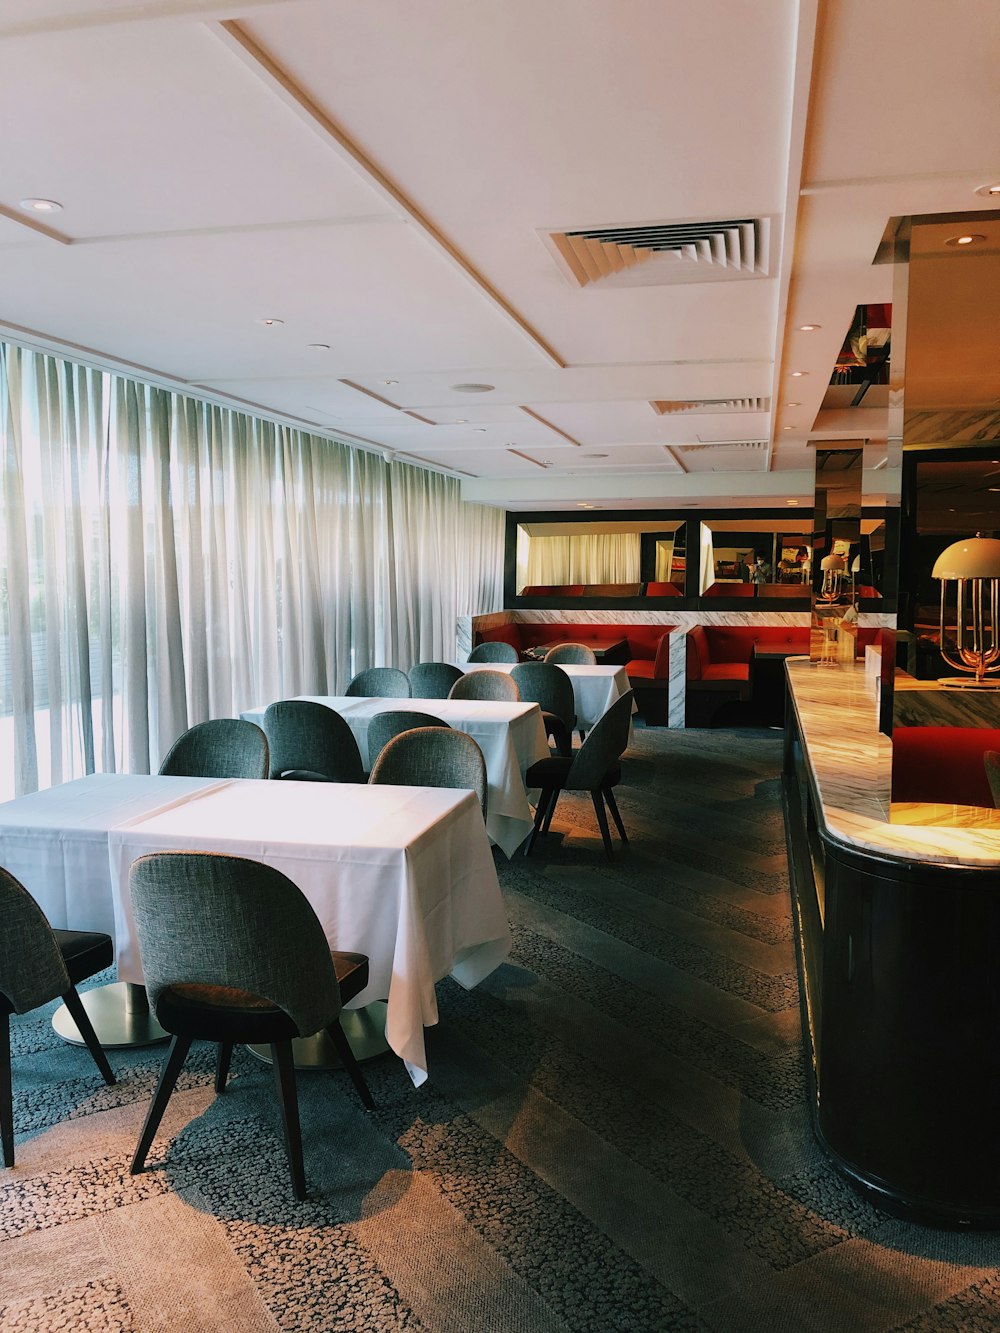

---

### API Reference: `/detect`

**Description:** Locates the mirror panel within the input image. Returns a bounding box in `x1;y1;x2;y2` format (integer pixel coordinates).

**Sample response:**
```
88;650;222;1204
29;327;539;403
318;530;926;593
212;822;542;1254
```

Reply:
515;519;683;596
699;517;812;598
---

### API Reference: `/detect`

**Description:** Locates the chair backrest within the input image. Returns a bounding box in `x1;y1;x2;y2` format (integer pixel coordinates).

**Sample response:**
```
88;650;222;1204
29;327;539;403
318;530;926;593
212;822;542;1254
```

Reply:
510;662;575;727
129;852;341;1039
263;700;365;783
544;642;597;666
0;867;72;1015
158;718;269;779
564;690;634;789
345;667;411;698
367;710;450;768
369;727;488;816
408;662;465;699
448;670;520;702
468;641;519;664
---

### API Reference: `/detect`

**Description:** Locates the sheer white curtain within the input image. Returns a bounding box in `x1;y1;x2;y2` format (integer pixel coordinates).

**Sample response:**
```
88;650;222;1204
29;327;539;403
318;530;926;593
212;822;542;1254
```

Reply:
525;531;641;584
0;342;504;798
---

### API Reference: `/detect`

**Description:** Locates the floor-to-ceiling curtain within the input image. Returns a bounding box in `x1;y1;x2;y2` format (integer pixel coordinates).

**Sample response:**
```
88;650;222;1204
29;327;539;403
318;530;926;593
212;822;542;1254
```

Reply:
0;342;504;799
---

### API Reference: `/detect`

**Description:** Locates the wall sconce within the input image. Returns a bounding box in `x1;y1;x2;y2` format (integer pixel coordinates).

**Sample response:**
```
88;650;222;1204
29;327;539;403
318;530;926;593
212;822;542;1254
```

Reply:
932;534;1000;687
819;551;846;601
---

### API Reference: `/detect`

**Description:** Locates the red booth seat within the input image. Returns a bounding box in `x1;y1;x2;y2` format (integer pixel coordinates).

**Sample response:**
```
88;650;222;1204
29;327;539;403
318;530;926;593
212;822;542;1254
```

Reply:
892;727;1000;809
686;626;811;683
644;582;682;596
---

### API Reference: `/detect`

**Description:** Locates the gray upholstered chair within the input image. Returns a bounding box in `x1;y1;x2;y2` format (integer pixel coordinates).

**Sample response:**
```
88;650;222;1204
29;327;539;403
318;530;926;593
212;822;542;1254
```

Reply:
263;700;365;783
524;690;633;861
544;642;598;666
448;670;520;703
1;867;116;1167
128;852;373;1201
345;667;411;698
408;662;465;699
158;718;269;779
369;727;488;818
468;641;519;664
511;662;576;758
367;710;450;769
986;751;1000;807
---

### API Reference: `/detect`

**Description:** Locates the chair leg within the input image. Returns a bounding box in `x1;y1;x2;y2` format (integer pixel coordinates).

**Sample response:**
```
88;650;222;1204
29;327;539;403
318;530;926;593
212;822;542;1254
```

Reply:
591;789;615;861
1;1013;13;1168
541;786;561;835
603;783;628;844
525;787;552;855
270;1040;306;1201
215;1043;233;1094
325;1019;375;1109
131;1034;192;1175
61;986;116;1086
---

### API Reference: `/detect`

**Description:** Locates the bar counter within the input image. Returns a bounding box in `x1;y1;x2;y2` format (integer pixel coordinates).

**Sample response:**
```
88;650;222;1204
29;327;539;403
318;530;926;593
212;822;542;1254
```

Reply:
783;658;1000;1227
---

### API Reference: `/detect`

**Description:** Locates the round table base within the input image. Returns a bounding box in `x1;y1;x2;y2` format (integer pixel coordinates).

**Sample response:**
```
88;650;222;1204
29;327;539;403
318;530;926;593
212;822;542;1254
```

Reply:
247;1001;390;1070
52;981;169;1049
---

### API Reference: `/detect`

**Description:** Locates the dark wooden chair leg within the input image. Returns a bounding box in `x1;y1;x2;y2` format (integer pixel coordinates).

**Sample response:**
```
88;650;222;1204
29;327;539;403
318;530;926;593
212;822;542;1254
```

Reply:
591;789;615;861
525;788;553;854
270;1040;306;1201
1;1013;13;1168
131;1034;192;1174
541;786;562;835
325;1020;375;1109
215;1043;233;1094
61;986;116;1085
603;783;628;843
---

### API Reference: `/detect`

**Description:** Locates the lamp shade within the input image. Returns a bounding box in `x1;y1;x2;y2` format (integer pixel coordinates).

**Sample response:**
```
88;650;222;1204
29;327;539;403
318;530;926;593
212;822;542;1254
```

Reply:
932;537;1000;580
820;553;846;572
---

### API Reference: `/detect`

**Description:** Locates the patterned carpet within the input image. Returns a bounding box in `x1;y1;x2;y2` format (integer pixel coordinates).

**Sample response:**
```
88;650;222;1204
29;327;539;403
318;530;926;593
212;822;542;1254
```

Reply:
4;725;1000;1331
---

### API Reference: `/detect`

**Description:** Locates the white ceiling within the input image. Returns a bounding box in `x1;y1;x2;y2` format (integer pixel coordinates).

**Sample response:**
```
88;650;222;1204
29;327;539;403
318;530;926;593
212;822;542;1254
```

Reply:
0;0;998;509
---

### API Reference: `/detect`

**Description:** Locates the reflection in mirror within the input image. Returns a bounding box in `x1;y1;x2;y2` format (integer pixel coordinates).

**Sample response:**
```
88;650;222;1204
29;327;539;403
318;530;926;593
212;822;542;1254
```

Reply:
515;520;682;596
698;518;812;597
811;447;864;662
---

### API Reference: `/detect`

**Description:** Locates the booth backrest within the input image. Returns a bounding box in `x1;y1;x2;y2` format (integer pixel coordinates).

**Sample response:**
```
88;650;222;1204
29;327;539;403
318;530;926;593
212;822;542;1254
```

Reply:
705;583;754;598
582;582;642;598
686;625;811;679
644;582;682;597
892;727;1000;809
476;621;673;680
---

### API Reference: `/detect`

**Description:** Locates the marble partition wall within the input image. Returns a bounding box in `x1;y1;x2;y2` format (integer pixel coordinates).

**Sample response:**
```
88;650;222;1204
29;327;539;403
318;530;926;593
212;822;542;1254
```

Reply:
461;608;811;727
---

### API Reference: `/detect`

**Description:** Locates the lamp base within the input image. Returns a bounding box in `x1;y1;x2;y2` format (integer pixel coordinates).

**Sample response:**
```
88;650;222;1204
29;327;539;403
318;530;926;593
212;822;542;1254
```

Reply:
936;676;1000;689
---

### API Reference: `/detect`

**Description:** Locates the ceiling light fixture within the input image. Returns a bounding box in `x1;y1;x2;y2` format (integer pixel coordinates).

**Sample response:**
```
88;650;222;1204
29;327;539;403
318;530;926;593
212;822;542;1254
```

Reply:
783;426;794;431
798;324;820;332
19;198;62;213
307;343;330;350
975;184;1000;198
785;402;801;408
454;419;467;424
381;379;398;385
474;427;487;433
451;383;495;393
945;234;986;247
786;499;799;506
256;317;284;327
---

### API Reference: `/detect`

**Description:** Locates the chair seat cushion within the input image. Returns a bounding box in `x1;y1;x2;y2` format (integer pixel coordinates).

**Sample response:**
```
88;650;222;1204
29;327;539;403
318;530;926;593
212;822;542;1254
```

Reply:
526;757;622;788
703;663;750;682
625;659;655;679
52;929;114;987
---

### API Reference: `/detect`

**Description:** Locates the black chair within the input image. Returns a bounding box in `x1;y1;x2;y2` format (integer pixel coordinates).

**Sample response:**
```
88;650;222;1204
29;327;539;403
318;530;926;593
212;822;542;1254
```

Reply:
408;662;465;699
263;700;365;783
1;866;116;1167
369;727;488;818
468;642;518;664
511;662;576;757
128;852;374;1201
448;670;520;703
367;710;450;769
158;719;269;779
524;690;633;861
345;667;410;698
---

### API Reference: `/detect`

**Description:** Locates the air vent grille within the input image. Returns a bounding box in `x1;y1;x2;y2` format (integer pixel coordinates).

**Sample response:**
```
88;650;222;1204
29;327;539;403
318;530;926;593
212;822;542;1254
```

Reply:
673;440;767;453
651;397;769;415
547;217;770;288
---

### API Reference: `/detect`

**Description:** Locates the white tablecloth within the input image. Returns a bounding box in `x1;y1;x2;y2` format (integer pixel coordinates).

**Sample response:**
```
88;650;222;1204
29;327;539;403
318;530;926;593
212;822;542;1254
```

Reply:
241;695;549;857
0;774;227;937
107;779;509;1086
461;662;633;729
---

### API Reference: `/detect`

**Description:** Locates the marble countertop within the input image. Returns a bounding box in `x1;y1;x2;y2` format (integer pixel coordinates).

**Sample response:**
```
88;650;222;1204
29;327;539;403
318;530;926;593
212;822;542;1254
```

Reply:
786;658;1000;868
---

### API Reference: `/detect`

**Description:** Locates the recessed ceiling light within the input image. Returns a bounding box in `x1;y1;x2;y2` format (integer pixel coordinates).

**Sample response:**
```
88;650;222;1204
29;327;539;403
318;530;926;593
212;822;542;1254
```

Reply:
19;198;62;213
585;452;609;458
798;324;820;332
381;379;398;386
306;343;329;350
790;371;807;378
451;383;495;393
256;317;284;327
454;419;467;424
975;184;1000;198
785;402;801;408
473;427;488;433
783;426;794;431
945;234;986;247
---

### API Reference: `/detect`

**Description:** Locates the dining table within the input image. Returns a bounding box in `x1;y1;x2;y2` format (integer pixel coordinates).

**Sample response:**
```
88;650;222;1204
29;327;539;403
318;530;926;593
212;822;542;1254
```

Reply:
108;777;509;1085
461;661;634;730
241;694;549;857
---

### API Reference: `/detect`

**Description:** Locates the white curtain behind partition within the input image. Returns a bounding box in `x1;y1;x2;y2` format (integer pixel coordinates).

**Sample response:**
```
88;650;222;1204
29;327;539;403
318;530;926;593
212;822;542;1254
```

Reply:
525;531;641;585
0;341;504;799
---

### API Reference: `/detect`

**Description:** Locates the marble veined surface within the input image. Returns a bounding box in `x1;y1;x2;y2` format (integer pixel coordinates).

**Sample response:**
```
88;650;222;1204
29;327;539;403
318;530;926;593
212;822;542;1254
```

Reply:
787;659;1000;867
893;674;1000;729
